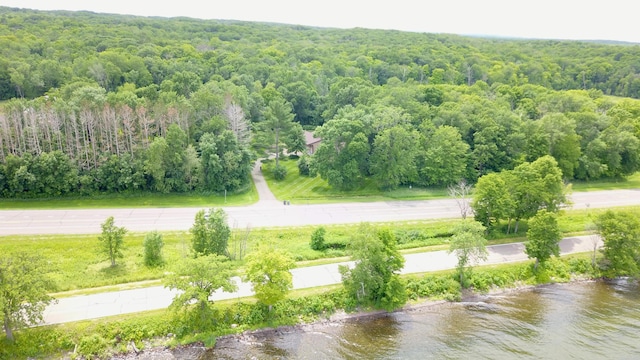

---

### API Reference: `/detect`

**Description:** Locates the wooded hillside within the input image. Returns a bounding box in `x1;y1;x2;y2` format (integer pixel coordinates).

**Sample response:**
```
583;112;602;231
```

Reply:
0;7;638;198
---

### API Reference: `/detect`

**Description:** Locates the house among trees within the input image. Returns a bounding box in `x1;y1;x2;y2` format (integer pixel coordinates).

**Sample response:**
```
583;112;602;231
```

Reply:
304;131;322;154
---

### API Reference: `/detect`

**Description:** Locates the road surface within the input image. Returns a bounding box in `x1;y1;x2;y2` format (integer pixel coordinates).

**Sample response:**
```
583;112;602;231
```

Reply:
42;235;600;325
1;189;639;235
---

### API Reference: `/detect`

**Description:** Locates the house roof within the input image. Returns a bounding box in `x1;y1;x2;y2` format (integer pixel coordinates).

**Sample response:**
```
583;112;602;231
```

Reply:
304;130;321;145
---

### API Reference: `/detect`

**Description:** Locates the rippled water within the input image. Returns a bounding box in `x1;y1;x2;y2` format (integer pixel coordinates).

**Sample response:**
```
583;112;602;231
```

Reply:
209;280;640;359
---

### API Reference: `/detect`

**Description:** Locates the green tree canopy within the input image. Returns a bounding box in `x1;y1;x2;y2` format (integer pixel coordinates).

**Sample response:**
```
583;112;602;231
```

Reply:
0;252;57;342
190;208;231;257
339;223;406;311
243;245;296;311
525;209;562;271
595;210;640;277
164;254;237;315
98;216;127;267
448;220;488;285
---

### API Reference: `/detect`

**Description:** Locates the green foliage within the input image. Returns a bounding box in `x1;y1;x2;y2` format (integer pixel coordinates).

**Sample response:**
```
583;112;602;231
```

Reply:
77;334;109;359
473;155;568;233
273;164;288;181
340;223;407;311
405;274;461;302
244;245;296;309
143;231;164;267
448;220;488;285
0;7;639;202
369;124;420;189
525;210;562;270
310;226;327;251
297;154;313;176
596;210;640;276
190;208;230;257
164;254;237;317
98;216;128;267
0;252;57;342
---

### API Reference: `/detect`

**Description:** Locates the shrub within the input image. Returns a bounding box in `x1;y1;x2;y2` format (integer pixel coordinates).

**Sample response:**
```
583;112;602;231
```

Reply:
273;165;287;180
297;155;313;176
143;231;164;267
310;227;326;251
77;334;109;359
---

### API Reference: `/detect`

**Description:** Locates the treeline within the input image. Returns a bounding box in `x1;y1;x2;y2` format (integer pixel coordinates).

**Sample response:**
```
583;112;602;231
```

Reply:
0;122;252;197
1;7;640;198
2;7;640;105
308;82;640;190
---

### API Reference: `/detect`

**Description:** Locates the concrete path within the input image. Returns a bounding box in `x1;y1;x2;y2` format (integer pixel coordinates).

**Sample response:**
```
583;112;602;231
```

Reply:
250;159;279;206
42;235;599;325
1;189;639;235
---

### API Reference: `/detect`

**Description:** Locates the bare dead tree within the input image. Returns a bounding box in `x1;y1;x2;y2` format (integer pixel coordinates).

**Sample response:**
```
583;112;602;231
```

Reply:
223;96;251;147
136;105;152;149
448;179;473;219
120;105;136;156
229;221;251;261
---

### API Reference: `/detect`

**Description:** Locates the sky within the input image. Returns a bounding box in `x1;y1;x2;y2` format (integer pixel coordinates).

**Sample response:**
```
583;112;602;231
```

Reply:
1;0;638;43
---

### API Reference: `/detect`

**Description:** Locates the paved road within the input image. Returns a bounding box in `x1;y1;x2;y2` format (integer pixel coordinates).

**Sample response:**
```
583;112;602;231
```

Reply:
42;235;600;325
1;189;639;235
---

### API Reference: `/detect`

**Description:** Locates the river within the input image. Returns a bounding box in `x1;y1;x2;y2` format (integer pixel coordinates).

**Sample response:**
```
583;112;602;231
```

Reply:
207;280;640;359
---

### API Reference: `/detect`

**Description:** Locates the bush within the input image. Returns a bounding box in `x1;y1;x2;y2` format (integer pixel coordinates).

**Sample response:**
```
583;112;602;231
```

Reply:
297;155;313;176
143;231;164;267
405;274;461;301
273;165;287;180
310;227;326;251
77;334;109;359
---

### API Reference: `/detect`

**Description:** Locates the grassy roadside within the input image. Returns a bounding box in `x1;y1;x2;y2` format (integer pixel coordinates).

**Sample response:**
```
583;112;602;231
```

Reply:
1;206;636;293
0;161;637;209
0;185;259;210
263;158;640;203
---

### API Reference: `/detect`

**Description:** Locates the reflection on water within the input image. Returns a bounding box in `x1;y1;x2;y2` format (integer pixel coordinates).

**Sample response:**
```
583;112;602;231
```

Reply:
209;280;640;359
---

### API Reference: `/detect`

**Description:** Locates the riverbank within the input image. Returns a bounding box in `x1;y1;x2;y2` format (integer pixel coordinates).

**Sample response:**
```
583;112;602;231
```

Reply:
108;255;601;360
0;253;600;359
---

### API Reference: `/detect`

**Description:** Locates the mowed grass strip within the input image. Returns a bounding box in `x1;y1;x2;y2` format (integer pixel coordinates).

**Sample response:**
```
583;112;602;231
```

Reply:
570;172;640;192
0;185;259;210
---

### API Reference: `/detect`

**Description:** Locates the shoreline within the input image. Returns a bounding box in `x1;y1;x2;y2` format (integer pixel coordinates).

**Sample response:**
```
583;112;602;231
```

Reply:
112;277;603;360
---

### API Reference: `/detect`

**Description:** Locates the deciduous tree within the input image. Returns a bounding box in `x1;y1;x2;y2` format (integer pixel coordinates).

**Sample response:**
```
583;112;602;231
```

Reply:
0;252;57;342
243;245;295;312
339;223;406;311
98;216;127;267
143;231;164;267
164;254;237;316
190;208;230;257
595;210;640;276
525;210;561;271
448;220;488;285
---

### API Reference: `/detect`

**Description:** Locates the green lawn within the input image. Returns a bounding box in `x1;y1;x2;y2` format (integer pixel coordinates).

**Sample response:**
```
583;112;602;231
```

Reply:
0;186;259;209
263;158;640;203
570;172;640;191
262;157;449;203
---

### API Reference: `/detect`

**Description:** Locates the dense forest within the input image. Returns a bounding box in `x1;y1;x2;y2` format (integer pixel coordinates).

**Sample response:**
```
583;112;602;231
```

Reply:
0;7;639;198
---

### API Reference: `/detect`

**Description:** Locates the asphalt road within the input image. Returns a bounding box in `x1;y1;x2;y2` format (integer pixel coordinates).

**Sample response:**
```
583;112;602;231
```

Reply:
0;189;638;235
42;235;600;325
